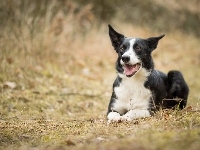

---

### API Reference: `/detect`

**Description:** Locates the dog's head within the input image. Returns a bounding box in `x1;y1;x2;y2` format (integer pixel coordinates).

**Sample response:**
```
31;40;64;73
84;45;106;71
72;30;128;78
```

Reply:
108;24;164;77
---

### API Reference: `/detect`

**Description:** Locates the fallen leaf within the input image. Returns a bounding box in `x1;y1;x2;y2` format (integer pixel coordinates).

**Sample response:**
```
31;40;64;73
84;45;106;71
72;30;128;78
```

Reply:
3;81;17;89
65;139;75;146
92;137;108;143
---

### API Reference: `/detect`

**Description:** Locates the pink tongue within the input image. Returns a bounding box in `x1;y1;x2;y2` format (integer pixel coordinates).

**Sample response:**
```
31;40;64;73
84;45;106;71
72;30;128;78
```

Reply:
124;64;138;76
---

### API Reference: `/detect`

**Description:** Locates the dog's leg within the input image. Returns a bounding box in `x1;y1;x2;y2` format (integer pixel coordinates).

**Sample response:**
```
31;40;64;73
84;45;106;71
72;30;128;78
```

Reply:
121;109;150;121
165;70;189;109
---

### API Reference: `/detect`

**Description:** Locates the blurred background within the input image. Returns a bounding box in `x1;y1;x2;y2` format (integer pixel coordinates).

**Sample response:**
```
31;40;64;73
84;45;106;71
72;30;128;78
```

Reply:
0;0;200;119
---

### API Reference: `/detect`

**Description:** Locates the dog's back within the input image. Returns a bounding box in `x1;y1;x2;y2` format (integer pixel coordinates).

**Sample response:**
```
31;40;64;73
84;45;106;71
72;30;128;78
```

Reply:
145;70;189;111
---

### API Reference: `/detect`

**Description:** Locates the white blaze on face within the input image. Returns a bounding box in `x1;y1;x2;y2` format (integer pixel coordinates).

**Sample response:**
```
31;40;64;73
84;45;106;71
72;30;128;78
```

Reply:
120;39;142;77
120;39;140;65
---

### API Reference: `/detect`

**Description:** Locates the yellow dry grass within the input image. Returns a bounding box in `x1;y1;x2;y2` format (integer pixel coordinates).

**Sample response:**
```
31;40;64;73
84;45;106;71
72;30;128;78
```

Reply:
1;23;200;149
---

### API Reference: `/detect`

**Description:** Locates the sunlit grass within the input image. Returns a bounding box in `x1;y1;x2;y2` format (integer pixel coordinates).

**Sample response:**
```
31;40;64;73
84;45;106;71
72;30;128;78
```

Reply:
1;24;200;149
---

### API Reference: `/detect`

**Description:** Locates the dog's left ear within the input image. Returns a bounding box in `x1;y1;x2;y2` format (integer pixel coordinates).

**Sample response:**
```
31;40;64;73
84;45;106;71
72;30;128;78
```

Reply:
146;34;165;51
108;24;125;50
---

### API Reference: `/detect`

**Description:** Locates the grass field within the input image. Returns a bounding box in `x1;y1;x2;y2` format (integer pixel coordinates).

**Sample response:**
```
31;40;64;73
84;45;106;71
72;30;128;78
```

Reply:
1;1;200;149
1;23;200;150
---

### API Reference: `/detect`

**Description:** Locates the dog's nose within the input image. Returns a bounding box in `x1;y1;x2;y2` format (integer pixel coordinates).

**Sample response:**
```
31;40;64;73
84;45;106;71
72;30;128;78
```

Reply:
122;56;130;63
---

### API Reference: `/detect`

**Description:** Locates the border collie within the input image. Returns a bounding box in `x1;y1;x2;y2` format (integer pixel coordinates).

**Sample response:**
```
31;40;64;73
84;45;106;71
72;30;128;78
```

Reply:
107;25;189;122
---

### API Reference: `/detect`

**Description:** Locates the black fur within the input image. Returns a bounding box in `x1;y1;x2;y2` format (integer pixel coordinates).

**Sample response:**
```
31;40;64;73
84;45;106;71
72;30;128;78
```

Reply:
107;25;189;116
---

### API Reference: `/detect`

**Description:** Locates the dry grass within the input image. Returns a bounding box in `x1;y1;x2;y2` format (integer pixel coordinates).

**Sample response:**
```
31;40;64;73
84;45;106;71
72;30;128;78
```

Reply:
1;24;200;149
1;1;200;150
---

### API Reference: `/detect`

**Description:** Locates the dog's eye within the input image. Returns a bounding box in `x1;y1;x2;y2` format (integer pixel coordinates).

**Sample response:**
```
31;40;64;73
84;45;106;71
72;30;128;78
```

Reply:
120;45;126;51
135;44;142;51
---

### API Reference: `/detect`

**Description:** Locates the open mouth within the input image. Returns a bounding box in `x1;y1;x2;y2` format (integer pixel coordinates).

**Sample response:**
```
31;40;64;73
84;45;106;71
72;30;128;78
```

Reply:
123;63;142;77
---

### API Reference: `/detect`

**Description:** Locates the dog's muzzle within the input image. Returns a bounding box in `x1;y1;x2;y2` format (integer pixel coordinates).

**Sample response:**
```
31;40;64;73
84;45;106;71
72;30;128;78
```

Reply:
123;63;142;77
121;55;142;77
122;55;130;63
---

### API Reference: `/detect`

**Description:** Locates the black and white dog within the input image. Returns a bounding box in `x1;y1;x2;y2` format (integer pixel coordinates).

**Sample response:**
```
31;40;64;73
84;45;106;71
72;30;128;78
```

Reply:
107;25;189;122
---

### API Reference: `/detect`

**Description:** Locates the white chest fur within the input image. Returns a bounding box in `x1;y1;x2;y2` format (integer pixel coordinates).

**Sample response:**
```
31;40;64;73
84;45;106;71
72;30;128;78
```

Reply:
113;70;152;115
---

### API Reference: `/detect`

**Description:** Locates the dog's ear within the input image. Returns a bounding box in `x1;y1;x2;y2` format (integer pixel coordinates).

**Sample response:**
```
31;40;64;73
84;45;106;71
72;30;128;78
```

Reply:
108;24;124;50
146;34;165;51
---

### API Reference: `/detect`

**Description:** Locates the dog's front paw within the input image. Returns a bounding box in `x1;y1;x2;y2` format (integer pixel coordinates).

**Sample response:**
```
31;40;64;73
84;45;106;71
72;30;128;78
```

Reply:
107;112;121;123
121;114;133;121
121;110;151;121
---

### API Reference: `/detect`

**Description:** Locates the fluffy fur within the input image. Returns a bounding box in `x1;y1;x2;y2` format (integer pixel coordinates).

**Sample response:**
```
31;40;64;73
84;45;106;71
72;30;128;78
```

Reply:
107;25;189;122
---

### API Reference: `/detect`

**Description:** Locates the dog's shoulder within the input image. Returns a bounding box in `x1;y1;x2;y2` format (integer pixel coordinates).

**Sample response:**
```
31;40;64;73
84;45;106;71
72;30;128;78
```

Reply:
145;70;169;107
145;70;168;88
145;70;169;96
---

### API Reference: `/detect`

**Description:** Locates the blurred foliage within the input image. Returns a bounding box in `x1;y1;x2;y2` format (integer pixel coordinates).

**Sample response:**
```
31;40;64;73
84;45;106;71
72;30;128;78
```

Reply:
0;0;95;53
0;0;199;39
121;0;200;37
78;0;200;37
